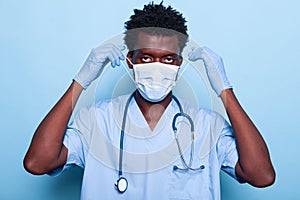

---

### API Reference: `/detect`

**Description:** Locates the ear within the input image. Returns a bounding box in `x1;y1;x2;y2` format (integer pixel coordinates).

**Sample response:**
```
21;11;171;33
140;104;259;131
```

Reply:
179;55;183;67
126;52;133;69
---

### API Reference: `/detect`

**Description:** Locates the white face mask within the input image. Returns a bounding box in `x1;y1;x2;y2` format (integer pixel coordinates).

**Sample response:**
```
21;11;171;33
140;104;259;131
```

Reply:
131;62;179;102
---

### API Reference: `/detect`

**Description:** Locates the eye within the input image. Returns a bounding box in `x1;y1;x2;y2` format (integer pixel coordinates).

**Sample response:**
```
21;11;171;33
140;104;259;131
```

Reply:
163;57;175;64
141;56;153;63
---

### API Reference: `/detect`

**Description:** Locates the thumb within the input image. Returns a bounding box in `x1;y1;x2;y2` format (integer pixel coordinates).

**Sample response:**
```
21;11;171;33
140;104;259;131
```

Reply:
117;45;126;51
188;47;204;61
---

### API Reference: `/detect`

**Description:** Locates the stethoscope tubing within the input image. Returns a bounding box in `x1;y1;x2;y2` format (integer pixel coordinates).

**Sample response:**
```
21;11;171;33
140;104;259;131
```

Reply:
116;91;204;193
118;92;135;177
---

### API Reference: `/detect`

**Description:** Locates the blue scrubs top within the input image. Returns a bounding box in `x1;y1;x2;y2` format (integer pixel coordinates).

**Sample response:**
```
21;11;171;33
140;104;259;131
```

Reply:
49;94;243;199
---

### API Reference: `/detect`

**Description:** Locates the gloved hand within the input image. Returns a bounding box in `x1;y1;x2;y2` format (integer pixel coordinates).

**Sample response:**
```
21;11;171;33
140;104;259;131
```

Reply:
188;46;232;96
74;43;125;89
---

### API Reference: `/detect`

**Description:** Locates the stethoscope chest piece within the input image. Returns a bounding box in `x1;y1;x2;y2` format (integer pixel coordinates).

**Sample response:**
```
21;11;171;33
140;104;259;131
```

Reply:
115;177;128;193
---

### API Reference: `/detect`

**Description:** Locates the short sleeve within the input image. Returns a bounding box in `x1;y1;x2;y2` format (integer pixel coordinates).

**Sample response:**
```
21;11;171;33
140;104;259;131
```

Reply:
216;120;245;183
48;107;92;176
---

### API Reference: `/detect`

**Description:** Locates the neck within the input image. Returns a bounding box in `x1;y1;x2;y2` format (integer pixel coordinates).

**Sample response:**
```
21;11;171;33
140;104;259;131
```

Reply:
134;90;172;130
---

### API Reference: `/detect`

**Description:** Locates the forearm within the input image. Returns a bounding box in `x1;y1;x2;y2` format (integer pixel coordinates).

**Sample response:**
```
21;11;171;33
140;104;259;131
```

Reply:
24;81;83;174
23;44;124;175
220;89;275;187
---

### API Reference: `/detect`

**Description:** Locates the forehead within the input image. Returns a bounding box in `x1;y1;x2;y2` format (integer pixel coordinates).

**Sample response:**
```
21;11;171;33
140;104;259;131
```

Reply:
135;32;180;54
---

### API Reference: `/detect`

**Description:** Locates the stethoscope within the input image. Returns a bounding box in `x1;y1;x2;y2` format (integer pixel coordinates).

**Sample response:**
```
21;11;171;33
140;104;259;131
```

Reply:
115;91;205;193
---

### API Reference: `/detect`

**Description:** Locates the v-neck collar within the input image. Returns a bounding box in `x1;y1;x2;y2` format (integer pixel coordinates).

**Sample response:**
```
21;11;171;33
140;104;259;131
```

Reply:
126;97;178;138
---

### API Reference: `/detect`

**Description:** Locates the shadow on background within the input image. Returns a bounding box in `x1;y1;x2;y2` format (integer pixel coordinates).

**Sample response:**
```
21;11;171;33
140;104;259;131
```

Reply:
220;171;274;200
45;167;83;200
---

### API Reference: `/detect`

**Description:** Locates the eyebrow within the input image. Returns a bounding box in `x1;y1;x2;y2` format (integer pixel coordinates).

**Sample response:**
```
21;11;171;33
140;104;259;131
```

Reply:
138;52;179;57
163;53;179;57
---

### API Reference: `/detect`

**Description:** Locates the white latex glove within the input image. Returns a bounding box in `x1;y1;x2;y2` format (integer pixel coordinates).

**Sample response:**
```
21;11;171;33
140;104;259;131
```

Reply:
188;46;232;96
74;43;125;89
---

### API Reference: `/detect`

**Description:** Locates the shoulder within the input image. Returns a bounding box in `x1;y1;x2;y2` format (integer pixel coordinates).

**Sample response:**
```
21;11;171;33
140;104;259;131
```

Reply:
94;94;132;112
73;94;132;122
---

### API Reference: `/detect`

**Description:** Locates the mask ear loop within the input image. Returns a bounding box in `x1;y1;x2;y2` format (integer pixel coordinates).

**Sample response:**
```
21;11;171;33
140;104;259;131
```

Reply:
176;60;188;81
119;52;140;93
119;54;135;83
126;57;134;66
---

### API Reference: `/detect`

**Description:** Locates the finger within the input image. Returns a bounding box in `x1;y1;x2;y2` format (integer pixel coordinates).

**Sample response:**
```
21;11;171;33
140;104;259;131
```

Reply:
94;44;124;67
106;44;123;64
115;45;126;60
100;44;120;67
98;43;125;60
107;53;117;67
188;47;201;60
93;45;112;62
202;46;220;61
115;58;120;67
117;45;126;51
188;47;204;61
187;46;196;57
188;52;200;61
109;46;122;66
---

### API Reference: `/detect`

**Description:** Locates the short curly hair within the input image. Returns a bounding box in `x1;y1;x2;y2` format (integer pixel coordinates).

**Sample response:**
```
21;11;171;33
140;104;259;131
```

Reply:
124;2;188;53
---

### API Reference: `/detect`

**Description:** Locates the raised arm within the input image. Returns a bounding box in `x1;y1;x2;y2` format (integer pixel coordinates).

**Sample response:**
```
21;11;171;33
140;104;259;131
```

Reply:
23;44;125;175
220;89;275;187
188;46;275;187
23;81;83;175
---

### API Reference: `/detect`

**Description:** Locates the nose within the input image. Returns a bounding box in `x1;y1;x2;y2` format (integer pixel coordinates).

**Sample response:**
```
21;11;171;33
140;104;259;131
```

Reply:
153;58;161;63
151;64;166;83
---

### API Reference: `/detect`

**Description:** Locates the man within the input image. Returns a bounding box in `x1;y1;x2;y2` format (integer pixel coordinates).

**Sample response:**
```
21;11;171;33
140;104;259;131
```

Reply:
24;2;275;199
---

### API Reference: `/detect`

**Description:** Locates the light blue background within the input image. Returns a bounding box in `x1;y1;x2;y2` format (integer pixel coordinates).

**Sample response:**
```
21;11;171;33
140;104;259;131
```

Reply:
1;0;299;199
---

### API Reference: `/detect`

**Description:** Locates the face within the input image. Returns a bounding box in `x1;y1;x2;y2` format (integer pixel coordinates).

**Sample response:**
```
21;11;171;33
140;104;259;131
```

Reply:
127;32;183;68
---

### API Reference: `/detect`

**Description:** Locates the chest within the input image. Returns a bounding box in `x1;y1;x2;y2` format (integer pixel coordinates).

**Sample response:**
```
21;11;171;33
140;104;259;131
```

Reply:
82;151;219;200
